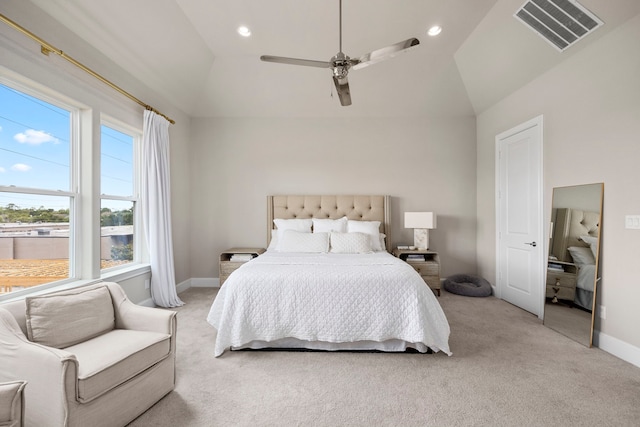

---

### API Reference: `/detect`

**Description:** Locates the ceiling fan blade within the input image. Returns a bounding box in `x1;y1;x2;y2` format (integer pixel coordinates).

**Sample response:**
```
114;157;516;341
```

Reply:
332;76;352;106
260;55;331;68
352;38;420;70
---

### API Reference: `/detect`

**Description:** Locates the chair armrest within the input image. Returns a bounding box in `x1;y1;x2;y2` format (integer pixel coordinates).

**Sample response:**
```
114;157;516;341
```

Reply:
0;309;77;426
0;380;27;426
105;282;177;335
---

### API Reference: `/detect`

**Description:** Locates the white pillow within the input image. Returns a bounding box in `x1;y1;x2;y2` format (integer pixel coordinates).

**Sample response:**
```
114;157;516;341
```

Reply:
273;218;312;234
568;246;596;266
278;230;329;253
580;235;598;258
347;220;383;251
379;233;387;252
313;216;348;233
273;218;312;250
267;229;279;251
330;232;373;254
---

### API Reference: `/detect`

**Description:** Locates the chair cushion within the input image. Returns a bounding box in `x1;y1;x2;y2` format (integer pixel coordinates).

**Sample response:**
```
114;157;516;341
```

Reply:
25;285;115;348
65;329;171;403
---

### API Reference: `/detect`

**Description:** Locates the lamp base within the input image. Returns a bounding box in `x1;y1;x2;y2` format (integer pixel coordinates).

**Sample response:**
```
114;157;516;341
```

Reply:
414;229;430;250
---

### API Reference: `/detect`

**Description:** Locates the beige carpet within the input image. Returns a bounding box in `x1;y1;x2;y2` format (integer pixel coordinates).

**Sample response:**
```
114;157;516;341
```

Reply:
128;287;640;426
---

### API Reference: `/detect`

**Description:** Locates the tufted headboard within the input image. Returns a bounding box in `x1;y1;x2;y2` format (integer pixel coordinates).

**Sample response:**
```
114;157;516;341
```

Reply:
552;208;600;262
267;195;391;252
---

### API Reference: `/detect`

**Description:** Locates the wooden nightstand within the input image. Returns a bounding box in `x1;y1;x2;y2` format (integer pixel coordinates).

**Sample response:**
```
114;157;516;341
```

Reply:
219;247;266;286
393;249;441;296
546;261;577;303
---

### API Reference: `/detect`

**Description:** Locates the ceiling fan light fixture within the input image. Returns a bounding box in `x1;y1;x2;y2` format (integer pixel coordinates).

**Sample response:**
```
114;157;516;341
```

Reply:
428;25;442;36
237;26;251;37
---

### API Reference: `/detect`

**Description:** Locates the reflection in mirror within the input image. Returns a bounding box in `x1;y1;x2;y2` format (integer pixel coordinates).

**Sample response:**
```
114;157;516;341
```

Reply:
544;183;603;347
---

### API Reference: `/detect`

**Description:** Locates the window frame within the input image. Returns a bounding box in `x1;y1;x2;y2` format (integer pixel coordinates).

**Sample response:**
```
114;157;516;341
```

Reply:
0;73;148;302
99;117;142;271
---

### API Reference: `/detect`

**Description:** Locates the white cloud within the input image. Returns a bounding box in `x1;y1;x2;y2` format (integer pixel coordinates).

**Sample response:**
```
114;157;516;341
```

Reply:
11;163;32;172
14;129;58;145
0;167;5;173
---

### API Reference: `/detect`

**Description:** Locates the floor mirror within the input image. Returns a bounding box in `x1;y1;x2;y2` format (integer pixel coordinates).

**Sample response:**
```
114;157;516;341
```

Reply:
544;183;603;347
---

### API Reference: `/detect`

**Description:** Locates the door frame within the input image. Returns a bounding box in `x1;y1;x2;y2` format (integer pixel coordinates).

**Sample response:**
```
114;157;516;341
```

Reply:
495;115;545;319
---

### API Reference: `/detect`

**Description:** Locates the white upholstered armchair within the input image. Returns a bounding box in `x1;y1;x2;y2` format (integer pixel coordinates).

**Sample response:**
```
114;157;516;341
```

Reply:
0;282;177;427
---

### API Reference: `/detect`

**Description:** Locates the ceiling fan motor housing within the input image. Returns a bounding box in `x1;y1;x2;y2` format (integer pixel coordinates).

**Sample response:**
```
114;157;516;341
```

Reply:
331;52;351;79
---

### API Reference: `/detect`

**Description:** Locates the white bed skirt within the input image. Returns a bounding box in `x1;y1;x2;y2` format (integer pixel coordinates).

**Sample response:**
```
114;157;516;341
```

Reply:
233;338;431;353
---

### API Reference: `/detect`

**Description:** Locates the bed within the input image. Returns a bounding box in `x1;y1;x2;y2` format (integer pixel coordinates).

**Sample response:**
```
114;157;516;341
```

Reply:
207;195;451;357
551;208;600;310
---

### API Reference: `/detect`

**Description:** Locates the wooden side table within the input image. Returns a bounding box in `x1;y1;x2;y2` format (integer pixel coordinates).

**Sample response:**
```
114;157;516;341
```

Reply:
219;247;265;286
546;261;577;303
393;248;441;296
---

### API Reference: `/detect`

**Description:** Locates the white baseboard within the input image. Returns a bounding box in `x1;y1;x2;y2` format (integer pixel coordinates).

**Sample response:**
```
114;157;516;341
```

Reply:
176;278;192;294
595;330;640;368
175;277;219;295
140;278;218;304
191;278;219;288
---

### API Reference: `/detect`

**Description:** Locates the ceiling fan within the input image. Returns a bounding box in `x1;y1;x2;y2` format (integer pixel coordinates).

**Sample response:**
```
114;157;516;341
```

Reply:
260;0;420;106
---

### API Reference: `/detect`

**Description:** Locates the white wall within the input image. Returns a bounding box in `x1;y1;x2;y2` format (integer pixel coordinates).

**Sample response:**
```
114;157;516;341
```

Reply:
189;116;478;280
476;15;640;353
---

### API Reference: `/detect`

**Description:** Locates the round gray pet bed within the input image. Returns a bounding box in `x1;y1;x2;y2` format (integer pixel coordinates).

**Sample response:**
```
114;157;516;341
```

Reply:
444;274;492;297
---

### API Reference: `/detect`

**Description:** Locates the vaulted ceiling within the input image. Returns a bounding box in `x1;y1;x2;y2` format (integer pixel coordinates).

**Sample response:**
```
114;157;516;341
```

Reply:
26;0;640;118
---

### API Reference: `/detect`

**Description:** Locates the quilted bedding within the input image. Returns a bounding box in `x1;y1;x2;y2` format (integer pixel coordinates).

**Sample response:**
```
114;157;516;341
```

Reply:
207;252;451;357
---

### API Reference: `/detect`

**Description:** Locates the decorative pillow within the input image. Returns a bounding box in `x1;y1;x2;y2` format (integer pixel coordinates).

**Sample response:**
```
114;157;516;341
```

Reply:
26;286;115;349
347;220;383;251
580;234;598;258
273;218;313;250
313;216;348;233
568;246;596;267
278;230;329;253
330;232;373;254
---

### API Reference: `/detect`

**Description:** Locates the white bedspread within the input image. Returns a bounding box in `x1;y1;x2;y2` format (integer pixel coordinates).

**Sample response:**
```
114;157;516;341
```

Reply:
207;252;451;357
576;264;596;291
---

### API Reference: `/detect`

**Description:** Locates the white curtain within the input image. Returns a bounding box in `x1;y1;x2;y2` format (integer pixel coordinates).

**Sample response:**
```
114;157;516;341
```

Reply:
141;110;184;307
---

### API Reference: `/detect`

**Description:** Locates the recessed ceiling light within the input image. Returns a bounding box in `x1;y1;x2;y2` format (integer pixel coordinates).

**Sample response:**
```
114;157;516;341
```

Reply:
428;26;442;37
237;26;251;37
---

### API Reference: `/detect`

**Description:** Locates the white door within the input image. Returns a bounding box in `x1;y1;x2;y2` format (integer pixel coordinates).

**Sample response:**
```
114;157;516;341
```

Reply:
496;116;544;317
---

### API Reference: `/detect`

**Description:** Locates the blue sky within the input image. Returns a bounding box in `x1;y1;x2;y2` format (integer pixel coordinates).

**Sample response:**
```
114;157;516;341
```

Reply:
0;83;133;211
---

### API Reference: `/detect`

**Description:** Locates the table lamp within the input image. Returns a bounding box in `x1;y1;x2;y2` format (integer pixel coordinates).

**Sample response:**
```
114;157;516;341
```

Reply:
404;212;436;250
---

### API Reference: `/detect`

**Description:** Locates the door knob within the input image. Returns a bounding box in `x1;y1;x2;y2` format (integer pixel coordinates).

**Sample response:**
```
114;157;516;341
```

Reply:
525;241;537;247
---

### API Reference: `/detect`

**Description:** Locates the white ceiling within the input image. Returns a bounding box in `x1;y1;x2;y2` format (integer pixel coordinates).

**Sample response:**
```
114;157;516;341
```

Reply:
28;0;640;118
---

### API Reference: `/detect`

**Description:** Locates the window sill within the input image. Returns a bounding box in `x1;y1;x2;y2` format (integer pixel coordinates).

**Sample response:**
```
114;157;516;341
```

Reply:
0;263;151;303
101;263;151;282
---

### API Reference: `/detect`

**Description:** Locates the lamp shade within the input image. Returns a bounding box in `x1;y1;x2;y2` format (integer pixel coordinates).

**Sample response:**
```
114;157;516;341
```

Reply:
404;212;436;229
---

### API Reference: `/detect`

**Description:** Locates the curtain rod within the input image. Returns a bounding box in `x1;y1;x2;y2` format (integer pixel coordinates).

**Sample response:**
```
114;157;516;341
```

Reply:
0;13;175;125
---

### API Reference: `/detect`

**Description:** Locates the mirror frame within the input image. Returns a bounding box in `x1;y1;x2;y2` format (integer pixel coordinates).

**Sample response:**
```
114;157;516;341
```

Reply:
544;183;603;347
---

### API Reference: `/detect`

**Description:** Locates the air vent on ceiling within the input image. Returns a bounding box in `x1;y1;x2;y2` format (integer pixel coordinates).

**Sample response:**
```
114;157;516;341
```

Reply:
515;0;603;52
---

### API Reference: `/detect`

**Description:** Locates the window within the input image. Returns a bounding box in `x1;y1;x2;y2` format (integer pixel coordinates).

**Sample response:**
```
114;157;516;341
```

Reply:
0;82;76;292
100;123;138;270
0;78;144;298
